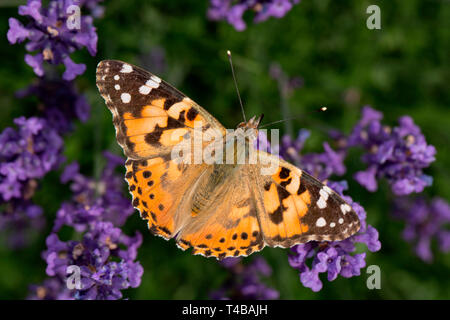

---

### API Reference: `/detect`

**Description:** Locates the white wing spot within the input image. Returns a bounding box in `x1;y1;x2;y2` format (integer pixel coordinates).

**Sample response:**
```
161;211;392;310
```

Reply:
317;186;332;209
151;75;162;83
316;217;326;227
146;79;160;88
139;85;151;95
114;75;120;80
319;188;330;200
338;218;344;224
114;84;120;90
323;186;333;194
121;93;131;103
120;64;133;73
330;222;336;228
317;197;327;209
340;204;352;215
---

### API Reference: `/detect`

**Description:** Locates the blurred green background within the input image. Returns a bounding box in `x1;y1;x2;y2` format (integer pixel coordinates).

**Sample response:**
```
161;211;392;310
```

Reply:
0;0;449;299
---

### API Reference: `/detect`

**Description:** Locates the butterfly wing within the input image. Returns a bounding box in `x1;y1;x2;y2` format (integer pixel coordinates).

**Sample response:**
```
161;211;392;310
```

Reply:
172;151;360;259
96;60;226;160
175;164;266;259
96;60;225;238
254;151;361;247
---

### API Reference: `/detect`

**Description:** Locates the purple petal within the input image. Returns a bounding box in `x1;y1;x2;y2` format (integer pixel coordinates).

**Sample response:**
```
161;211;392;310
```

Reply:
62;56;86;80
7;18;30;44
18;0;43;23
354;166;378;192
25;53;44;77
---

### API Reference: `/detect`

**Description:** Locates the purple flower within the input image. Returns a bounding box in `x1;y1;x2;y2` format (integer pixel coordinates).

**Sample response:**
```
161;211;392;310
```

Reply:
0;116;63;203
211;257;279;299
288;180;381;292
42;221;143;300
0;116;63;249
7;0;100;80
300;143;346;181
30;151;142;300
208;0;300;31
0;201;45;248
28;278;72;300
55;152;134;230
349;106;436;195
278;130;346;181
393;197;450;262
16;79;90;134
254;0;298;22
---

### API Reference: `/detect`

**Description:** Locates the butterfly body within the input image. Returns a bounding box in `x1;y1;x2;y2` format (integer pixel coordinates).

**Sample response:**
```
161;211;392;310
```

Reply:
96;60;361;259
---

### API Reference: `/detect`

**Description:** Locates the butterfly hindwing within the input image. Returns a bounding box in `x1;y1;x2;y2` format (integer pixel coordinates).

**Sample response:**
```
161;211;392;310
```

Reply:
175;165;265;259
125;157;207;239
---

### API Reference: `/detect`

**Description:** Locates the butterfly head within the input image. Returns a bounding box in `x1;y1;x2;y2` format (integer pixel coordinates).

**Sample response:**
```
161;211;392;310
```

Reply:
236;115;264;142
237;114;264;130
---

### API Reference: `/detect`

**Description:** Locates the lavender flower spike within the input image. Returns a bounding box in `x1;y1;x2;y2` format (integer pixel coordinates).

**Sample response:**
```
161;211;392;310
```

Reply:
208;0;301;31
31;152;142;300
7;0;100;80
349;106;436;196
211;257;279;300
393;196;450;262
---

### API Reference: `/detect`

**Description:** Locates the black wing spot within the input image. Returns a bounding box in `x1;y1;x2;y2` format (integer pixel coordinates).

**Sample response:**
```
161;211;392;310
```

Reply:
280;177;292;188
143;171;152;178
279;167;290;179
297;179;307;195
186;108;199;121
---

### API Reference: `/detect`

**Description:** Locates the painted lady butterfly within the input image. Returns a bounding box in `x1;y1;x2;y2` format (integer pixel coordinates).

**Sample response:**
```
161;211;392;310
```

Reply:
96;60;360;259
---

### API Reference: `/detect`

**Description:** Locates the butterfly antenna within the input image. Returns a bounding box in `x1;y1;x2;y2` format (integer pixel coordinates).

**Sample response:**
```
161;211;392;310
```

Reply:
227;50;246;122
259;107;327;129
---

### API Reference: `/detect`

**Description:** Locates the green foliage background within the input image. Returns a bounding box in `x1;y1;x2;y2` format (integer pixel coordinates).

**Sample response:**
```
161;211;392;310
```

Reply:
0;0;449;299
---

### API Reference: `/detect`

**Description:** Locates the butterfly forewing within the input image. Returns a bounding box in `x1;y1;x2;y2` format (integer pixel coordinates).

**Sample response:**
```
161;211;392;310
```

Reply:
96;60;225;160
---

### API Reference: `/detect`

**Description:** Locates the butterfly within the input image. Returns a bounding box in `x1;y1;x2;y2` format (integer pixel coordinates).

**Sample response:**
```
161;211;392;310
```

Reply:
96;60;361;260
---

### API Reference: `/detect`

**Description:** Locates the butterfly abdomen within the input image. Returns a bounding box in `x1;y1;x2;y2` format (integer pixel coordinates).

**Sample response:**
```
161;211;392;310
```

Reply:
191;164;235;215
